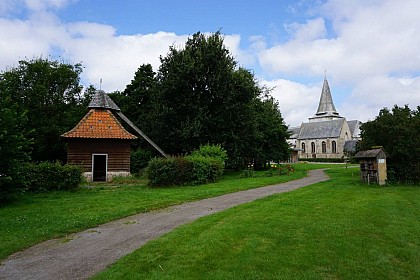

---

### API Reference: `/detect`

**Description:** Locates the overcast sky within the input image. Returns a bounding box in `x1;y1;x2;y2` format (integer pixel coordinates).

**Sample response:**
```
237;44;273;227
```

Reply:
1;0;419;126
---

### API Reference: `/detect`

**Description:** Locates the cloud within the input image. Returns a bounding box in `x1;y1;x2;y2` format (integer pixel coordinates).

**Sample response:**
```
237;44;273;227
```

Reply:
256;0;420;124
1;0;419;127
0;3;246;92
261;79;321;126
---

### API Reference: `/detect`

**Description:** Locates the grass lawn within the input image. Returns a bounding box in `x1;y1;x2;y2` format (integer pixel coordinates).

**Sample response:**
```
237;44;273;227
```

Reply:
0;163;338;260
93;167;420;280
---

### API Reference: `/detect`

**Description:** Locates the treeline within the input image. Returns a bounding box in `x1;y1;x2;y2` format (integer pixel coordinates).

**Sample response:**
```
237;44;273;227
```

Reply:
111;32;290;170
359;105;420;183
0;31;291;201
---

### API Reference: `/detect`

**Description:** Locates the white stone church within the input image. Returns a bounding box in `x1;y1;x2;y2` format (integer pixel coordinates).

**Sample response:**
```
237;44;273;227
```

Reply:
288;77;361;160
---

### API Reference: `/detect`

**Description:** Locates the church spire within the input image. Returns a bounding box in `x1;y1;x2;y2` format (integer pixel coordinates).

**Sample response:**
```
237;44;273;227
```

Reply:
309;74;343;122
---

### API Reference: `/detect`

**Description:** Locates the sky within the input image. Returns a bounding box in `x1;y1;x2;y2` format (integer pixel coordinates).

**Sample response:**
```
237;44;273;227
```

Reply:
1;0;419;127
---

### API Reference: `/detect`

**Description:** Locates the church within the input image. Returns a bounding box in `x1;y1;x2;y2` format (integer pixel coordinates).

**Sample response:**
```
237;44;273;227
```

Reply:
288;77;360;160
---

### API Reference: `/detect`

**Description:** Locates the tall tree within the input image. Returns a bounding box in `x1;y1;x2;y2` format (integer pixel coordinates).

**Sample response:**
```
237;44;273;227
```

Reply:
148;31;289;168
0;58;87;162
359;105;420;183
0;95;32;201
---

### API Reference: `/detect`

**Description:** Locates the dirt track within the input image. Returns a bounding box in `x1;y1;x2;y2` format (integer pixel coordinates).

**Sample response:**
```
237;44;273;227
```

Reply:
0;169;328;280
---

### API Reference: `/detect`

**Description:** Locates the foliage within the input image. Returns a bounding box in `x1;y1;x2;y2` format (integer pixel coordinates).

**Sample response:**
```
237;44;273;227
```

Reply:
0;95;32;202
0;58;88;162
185;154;224;185
359;105;420;183
146;157;190;187
109;64;162;155
93;167;420;280
189;144;228;163
298;157;345;163
23;162;82;192
146;154;224;187
130;148;153;174
115;32;290;169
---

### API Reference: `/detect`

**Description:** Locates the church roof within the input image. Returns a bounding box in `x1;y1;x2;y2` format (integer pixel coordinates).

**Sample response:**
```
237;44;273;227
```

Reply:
347;120;361;138
309;77;342;121
88;90;120;111
298;119;345;139
344;140;357;153
61;109;137;139
288;126;301;139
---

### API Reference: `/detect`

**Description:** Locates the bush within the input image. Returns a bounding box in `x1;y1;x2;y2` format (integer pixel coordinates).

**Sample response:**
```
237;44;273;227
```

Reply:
130;148;153;174
190;144;228;163
0;164;28;203
23;162;82;192
146;157;193;187
185;155;224;185
146;147;225;187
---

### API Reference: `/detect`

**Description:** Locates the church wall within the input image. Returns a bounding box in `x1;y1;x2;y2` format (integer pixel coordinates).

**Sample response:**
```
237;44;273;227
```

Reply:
297;138;343;159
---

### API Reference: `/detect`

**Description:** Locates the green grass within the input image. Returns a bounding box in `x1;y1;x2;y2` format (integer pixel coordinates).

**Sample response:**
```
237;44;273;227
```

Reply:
0;163;339;260
93;167;420;280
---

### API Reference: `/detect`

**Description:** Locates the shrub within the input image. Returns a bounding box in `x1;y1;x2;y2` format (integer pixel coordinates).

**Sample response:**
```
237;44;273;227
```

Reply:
23;162;82;192
146;152;225;187
185;155;224;185
130;148;153;174
190;144;228;163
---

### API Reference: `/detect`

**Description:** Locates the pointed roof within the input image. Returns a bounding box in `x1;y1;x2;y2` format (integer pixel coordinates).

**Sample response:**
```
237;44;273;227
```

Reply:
61;109;137;139
309;77;343;122
88;90;120;111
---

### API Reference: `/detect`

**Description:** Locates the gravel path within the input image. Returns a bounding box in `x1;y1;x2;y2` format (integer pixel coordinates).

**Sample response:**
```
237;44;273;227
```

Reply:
0;169;328;280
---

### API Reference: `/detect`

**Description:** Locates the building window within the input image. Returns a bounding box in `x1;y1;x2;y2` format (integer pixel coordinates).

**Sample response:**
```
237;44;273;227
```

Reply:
332;141;337;153
311;142;316;153
322;141;326;153
301;143;305;153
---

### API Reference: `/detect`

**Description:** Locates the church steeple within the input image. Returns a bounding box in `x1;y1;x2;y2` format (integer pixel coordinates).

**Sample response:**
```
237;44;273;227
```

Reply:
309;75;343;122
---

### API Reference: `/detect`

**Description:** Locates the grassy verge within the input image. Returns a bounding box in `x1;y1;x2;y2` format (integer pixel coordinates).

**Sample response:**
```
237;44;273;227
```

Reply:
0;163;340;260
93;167;420;280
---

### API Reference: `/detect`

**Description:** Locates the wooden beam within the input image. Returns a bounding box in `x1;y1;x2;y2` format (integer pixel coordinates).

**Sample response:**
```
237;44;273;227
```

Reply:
116;111;169;158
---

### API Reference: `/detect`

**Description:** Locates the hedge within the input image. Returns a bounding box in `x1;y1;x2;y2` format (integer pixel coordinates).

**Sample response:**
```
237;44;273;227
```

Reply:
298;158;345;163
23;162;82;192
146;155;224;187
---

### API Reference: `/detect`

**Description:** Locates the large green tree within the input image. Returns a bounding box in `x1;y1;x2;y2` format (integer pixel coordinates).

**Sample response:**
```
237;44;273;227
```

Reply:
359;105;420;183
0;96;32;201
0;58;88;162
120;32;290;168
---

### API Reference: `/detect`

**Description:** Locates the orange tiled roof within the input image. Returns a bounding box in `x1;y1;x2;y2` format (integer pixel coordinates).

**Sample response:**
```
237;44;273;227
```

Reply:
62;109;137;139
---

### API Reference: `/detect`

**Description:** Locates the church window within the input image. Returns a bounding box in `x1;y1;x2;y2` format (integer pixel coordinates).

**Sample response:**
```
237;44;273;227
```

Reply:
322;141;326;153
311;142;316;153
302;143;305;153
332;141;337;153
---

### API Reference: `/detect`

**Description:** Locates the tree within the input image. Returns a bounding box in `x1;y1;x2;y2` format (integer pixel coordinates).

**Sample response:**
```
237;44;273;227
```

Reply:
0;58;87;162
0;96;32;201
122;32;290;168
359;105;420;183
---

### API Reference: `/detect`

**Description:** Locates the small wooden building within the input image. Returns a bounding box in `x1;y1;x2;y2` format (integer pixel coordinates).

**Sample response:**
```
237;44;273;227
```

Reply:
62;91;137;182
354;148;387;185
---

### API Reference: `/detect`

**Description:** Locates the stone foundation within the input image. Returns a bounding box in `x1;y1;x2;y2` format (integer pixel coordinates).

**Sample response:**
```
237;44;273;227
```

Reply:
83;171;131;182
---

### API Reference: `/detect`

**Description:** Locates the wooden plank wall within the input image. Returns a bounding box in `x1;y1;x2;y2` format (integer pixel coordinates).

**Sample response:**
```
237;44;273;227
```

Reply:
67;139;131;172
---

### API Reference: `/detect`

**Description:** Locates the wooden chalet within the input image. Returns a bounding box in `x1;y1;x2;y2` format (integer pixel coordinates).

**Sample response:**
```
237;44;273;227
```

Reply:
62;91;137;182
